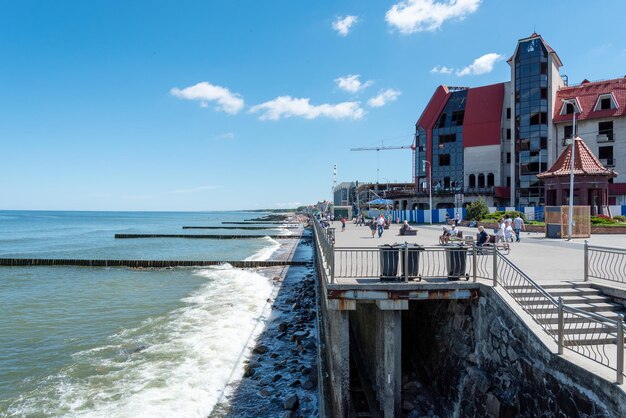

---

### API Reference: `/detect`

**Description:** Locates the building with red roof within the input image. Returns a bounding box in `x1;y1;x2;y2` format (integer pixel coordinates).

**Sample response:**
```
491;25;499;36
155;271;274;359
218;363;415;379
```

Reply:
400;33;626;212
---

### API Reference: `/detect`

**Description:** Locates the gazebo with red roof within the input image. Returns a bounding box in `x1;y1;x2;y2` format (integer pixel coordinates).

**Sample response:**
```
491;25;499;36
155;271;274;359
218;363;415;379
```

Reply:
537;138;617;215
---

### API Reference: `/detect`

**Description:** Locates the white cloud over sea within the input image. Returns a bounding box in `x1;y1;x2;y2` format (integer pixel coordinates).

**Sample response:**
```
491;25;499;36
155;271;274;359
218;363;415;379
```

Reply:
332;15;358;36
367;89;401;107
171;82;244;114
385;0;480;34
249;96;364;121
335;74;373;94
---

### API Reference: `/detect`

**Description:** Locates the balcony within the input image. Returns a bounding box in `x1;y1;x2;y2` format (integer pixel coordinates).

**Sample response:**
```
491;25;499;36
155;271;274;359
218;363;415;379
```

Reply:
597;134;614;143
464;186;495;195
600;158;616;167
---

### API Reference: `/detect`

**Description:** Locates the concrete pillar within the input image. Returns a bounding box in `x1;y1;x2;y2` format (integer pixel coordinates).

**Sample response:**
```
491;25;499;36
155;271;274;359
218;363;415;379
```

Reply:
380;309;402;418
326;308;351;417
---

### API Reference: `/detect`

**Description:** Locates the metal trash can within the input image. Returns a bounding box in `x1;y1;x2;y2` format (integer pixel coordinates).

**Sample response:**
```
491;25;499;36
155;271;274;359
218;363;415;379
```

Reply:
399;243;423;282
379;244;401;281
443;244;469;281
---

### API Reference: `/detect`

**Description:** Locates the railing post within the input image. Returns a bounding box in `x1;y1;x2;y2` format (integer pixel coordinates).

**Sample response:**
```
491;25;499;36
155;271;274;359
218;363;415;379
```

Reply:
492;247;498;287
583;240;589;282
558;297;564;355
617;314;624;384
472;242;477;282
404;243;409;283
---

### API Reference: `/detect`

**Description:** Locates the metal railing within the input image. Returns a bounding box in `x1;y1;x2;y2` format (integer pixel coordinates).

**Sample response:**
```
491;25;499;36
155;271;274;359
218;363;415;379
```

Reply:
333;245;493;282
311;220;625;383
584;241;626;285
495;250;624;384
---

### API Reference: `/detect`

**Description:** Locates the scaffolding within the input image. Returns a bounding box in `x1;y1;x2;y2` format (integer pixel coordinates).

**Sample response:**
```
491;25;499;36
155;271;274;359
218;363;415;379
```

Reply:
545;206;591;238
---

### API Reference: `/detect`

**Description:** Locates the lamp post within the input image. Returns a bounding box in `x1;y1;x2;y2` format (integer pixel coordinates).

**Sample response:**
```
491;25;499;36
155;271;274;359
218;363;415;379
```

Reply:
423;160;433;224
563;99;578;241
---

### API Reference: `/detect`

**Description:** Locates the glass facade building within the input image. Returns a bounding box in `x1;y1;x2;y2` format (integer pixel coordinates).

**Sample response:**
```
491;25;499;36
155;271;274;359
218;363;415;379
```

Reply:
431;90;467;193
514;37;549;206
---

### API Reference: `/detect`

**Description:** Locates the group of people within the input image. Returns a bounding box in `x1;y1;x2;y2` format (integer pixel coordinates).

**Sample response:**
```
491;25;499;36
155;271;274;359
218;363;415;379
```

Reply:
439;224;462;244
495;214;526;243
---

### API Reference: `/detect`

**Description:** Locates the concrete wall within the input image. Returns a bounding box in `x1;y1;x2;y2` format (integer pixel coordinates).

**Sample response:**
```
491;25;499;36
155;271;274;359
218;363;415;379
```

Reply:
400;288;626;417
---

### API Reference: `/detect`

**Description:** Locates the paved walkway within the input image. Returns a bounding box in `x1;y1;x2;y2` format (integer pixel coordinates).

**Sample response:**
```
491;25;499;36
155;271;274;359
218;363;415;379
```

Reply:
331;221;626;285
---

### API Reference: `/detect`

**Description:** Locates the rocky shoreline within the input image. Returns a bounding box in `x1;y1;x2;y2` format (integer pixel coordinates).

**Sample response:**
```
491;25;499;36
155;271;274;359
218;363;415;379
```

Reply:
210;220;319;417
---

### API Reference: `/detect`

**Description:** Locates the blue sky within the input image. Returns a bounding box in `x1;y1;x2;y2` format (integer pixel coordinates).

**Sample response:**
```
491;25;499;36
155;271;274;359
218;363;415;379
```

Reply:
2;0;626;211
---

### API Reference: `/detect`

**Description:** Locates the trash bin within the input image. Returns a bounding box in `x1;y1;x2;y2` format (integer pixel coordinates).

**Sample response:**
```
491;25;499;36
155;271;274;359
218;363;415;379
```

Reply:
379;244;400;281
399;243;423;281
443;244;469;281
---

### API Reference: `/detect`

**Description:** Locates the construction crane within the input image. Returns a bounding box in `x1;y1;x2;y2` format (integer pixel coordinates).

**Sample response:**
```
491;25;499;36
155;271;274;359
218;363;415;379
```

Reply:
350;139;417;184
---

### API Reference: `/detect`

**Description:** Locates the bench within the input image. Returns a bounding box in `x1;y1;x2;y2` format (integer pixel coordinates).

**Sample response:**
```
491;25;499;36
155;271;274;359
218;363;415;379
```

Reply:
399;229;417;236
477;234;510;255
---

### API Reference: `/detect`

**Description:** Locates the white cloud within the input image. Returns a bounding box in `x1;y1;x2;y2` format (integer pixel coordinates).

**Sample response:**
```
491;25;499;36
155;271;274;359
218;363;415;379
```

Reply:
385;0;480;34
335;74;373;93
367;89;401;108
214;132;235;140
250;96;364;121
332;15;358;36
170;82;244;114
430;65;453;74
168;185;220;195
456;53;503;76
274;201;303;209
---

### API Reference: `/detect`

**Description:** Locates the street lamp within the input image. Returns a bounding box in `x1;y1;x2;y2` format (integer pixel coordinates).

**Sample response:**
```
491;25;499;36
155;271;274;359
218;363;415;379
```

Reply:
562;99;578;241
422;160;433;224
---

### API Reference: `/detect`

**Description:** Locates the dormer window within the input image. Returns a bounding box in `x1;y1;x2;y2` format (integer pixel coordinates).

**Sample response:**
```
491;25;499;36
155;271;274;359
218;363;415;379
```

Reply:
594;93;618;111
559;99;580;115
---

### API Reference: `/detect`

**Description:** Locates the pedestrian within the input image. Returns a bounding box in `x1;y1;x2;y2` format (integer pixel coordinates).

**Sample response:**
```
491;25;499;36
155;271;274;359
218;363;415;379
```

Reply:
454;212;460;226
445;212;450;224
513;213;525;242
476;226;490;254
377;214;386;238
369;220;377;238
341;217;346;232
496;218;506;243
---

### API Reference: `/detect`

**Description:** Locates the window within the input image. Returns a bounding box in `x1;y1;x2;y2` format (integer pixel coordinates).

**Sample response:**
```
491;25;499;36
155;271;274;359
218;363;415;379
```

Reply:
530;112;547;125
439;133;456;144
565;103;575;114
506;152;511;164
451;111;465;126
506;176;511;187
601;98;611;110
487;173;494;187
598;121;614;141
506;129;511;140
437;113;447;128
595;94;617;111
506;108;511;119
599;146;614;166
469;174;476;188
564;125;573;139
439;154;451;166
540;88;547;99
540;62;548;75
477;174;485;188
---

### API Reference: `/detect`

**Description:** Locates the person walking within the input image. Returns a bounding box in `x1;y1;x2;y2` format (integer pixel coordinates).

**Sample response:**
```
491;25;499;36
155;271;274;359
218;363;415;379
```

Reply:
496;218;506;243
454;212;460;226
513;213;525;242
341;217;346;232
377;214;386;238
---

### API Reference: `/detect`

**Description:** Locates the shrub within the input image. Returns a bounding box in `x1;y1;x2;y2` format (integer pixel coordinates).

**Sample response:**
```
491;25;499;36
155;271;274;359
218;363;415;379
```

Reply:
466;199;490;221
482;210;527;223
591;216;617;225
614;215;626;223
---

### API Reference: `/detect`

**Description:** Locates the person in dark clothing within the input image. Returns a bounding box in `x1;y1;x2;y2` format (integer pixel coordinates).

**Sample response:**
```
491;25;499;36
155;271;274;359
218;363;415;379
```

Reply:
477;226;489;254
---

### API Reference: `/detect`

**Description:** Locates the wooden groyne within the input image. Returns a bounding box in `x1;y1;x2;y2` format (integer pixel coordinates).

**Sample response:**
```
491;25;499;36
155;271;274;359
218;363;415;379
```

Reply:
182;226;299;230
114;234;304;239
222;221;296;225
0;258;309;268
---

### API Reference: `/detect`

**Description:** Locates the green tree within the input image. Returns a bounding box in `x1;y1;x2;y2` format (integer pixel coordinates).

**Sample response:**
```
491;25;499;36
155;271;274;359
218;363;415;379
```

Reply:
466;199;489;221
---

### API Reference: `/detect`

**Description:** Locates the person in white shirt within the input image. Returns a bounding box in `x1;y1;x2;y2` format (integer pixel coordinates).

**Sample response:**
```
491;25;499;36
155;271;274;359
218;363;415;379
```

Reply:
376;214;386;238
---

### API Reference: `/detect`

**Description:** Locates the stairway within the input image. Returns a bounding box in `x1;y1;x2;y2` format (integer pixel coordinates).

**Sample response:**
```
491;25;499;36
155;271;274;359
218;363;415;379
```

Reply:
507;282;626;346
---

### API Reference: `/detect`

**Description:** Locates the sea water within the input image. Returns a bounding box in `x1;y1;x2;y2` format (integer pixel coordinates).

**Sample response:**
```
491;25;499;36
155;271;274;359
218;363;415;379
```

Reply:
0;211;291;417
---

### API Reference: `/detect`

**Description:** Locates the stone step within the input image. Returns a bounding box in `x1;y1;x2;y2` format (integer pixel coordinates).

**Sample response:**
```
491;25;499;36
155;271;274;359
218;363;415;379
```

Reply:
510;288;603;298
515;295;610;306
533;311;624;324
563;336;624;347
526;302;622;315
545;323;616;336
540;282;593;290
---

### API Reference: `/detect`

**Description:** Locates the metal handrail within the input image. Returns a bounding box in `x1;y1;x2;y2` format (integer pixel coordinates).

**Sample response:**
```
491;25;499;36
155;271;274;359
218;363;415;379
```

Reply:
584;240;626;285
495;250;624;383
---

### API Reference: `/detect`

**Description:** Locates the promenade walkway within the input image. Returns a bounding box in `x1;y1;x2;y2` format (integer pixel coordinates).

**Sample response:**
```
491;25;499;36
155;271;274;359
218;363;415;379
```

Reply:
332;220;626;286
